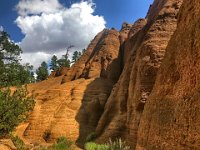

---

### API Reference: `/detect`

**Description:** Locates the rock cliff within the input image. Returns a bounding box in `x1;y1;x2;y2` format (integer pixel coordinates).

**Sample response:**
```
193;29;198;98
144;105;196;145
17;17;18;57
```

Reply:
96;0;182;149
17;26;123;147
16;0;200;149
136;0;200;149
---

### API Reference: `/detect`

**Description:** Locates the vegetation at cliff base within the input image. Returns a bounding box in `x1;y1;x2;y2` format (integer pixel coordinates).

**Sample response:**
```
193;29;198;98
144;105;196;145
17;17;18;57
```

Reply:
0;30;36;149
85;138;130;150
0;87;35;137
51;136;74;150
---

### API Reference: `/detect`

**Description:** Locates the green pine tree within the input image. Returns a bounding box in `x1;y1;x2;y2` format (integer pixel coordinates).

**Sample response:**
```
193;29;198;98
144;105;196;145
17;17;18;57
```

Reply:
58;58;71;68
50;55;59;71
0;87;35;137
36;61;49;81
0;30;35;87
72;51;79;63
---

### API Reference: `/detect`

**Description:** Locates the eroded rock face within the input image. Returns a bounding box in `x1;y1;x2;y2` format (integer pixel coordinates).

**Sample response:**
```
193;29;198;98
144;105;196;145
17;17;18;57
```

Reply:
123;18;147;65
136;0;200;149
0;139;16;150
82;29;121;81
50;28;122;84
49;30;106;81
16;0;193;149
96;0;183;148
16;28;122;147
16;77;115;147
119;22;133;44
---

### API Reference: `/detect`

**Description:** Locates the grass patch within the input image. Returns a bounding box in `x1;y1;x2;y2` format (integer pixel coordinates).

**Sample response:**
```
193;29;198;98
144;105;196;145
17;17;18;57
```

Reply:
50;136;74;150
85;138;130;150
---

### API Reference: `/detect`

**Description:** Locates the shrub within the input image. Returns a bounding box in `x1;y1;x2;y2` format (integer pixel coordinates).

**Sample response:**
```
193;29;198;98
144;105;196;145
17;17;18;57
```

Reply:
86;132;97;142
106;138;130;150
51;136;74;150
85;142;108;150
85;138;130;150
0;87;35;137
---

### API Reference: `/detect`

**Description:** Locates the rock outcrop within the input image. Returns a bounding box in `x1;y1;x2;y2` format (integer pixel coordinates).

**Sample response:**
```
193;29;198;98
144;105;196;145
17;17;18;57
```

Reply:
49;29;106;80
136;0;200;149
17;27;123;147
17;0;200;149
95;0;183;148
0;139;16;150
50;28;122;83
17;77;115;147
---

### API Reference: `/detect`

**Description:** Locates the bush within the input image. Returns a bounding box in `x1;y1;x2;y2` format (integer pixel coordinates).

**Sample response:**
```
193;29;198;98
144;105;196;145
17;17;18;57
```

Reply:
0;87;35;137
85;138;130;150
85;142;108;150
86;132;97;142
51;136;74;150
106;138;130;150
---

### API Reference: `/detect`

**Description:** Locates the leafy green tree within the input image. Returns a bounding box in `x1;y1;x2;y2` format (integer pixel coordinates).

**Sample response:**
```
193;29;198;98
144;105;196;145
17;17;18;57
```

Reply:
72;50;83;63
58;58;71;68
72;51;79;63
0;30;35;139
19;63;35;84
58;49;71;68
0;62;34;87
57;45;74;68
50;55;59;71
0;31;21;62
0;87;35;137
0;30;35;87
36;61;48;81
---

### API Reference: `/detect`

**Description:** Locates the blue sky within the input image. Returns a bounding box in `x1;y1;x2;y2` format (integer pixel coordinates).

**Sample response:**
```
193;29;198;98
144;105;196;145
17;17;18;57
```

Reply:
0;0;153;68
0;0;153;42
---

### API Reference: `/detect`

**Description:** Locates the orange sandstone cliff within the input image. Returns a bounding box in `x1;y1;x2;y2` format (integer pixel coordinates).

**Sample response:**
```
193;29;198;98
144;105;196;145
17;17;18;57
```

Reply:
17;27;124;147
96;0;182;149
16;0;200;149
136;0;200;149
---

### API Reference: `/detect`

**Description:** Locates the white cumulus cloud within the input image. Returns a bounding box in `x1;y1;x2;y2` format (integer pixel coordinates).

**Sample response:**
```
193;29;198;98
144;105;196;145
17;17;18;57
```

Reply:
16;0;63;16
15;0;106;69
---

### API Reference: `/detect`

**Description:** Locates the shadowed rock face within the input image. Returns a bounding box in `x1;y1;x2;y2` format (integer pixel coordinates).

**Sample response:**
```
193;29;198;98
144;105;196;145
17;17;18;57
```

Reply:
95;0;183;148
123;18;147;65
136;0;200;149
